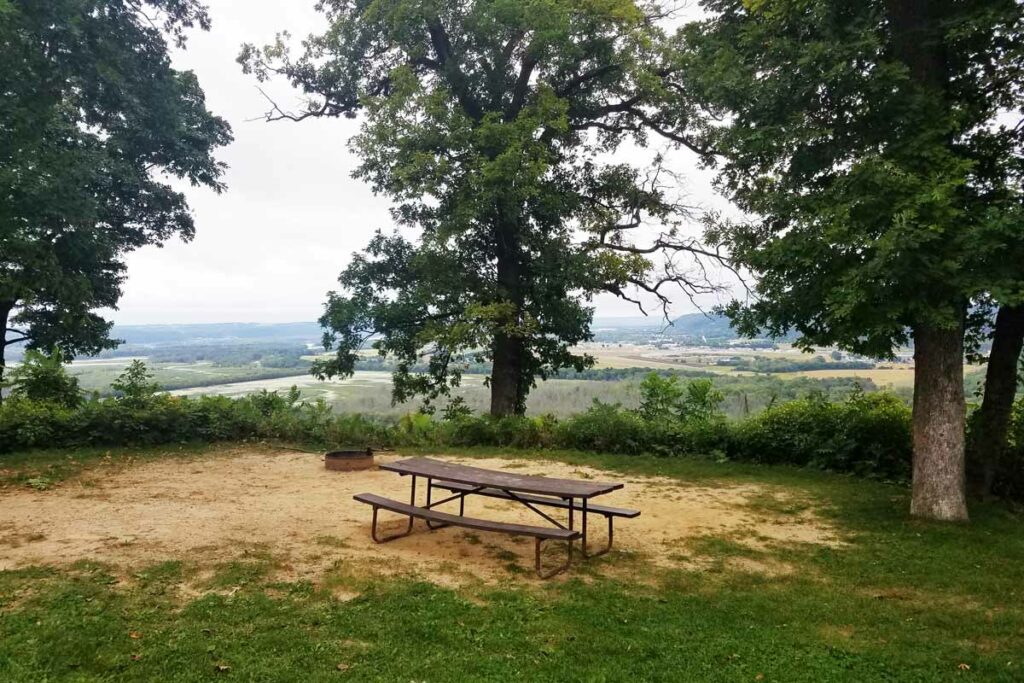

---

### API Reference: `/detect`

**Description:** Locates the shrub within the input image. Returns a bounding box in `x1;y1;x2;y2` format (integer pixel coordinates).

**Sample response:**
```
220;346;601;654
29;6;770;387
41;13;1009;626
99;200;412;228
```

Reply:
638;373;725;422
110;360;162;407
0;385;915;485
994;398;1024;500
6;348;82;408
0;397;70;449
732;391;911;480
558;401;649;455
445;415;555;449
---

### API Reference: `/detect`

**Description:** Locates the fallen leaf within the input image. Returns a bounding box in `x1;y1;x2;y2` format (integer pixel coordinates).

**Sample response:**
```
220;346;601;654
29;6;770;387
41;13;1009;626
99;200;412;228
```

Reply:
336;663;350;671
129;631;142;640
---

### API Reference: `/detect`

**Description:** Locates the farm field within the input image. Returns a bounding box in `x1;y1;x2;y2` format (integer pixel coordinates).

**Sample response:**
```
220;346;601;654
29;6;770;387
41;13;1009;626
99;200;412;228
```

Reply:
172;372;645;417
57;347;927;419
54;341;993;418
67;359;309;395
789;366;919;388
0;445;1021;681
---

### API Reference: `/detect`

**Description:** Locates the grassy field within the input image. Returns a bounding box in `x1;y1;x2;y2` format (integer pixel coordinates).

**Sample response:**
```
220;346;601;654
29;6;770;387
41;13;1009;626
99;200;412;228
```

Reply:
63;351;994;418
786;366;919;388
68;359;307;395
66;361;881;419
164;371;643;416
0;445;1021;681
169;372;866;418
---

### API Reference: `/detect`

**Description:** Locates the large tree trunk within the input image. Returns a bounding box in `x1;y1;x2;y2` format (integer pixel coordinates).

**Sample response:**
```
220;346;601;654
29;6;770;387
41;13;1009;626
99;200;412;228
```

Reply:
886;2;967;521
910;322;969;521
0;300;12;406
490;331;526;416
968;304;1024;498
489;213;528;417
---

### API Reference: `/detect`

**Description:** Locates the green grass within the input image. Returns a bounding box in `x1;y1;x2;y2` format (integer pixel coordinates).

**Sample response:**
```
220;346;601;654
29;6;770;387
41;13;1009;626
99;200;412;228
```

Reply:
1;445;1022;681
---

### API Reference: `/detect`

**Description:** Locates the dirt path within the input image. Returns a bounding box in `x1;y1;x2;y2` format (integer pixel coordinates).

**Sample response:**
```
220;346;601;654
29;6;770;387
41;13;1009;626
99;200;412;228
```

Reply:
0;449;841;586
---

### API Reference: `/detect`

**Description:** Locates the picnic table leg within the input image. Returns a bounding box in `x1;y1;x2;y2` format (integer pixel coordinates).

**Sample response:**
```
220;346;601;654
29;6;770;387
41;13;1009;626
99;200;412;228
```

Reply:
578;497;614;559
369;475;417;543
425;477;455;530
535;537;572;579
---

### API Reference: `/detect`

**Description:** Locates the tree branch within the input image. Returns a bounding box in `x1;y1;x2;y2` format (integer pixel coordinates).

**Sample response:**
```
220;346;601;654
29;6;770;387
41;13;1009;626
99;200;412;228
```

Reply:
253;87;334;122
555;64;621;98
507;53;539;119
426;18;484;121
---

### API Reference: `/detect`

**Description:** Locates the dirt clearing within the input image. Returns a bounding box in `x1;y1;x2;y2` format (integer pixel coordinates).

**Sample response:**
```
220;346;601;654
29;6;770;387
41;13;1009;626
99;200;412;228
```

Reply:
0;449;842;586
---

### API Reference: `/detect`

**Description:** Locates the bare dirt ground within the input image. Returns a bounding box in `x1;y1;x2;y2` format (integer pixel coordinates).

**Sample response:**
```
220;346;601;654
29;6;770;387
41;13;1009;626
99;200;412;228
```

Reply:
0;449;842;588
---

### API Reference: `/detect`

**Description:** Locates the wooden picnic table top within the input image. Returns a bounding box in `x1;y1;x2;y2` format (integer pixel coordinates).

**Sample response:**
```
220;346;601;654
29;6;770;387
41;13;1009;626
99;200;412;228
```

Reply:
379;457;624;499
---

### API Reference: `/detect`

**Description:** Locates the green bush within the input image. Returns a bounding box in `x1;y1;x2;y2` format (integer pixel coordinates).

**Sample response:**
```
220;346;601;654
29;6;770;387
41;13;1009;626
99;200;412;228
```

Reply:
637;373;725;422
0;398;71;449
110;360;162;407
445;414;555;449
996;398;1024;500
732;391;911;480
6;348;82;408
556;401;649;454
0;385;915;484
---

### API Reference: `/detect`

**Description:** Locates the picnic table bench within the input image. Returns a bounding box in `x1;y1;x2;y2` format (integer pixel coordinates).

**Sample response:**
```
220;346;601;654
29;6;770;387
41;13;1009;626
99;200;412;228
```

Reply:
353;457;639;578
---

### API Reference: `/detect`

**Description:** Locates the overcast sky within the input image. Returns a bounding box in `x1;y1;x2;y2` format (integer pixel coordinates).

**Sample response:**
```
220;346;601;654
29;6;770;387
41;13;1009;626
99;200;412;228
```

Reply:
110;0;732;325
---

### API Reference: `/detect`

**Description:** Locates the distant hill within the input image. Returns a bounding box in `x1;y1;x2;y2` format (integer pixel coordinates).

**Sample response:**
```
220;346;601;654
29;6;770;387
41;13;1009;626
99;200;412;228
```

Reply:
110;317;737;346
110;322;323;346
593;312;740;339
669;312;737;339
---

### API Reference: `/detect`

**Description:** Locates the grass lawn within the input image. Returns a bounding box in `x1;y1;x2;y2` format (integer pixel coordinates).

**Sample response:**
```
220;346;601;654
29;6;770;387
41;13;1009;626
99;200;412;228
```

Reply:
1;445;1022;681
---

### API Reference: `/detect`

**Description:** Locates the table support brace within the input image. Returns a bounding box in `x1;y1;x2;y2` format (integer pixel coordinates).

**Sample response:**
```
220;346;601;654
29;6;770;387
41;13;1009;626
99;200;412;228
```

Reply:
369;475;417;542
535;538;573;579
425;478;475;529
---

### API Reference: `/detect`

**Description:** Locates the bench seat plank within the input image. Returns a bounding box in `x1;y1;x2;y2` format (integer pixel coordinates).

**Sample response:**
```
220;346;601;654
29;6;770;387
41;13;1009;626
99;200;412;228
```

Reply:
432;481;641;519
354;493;580;541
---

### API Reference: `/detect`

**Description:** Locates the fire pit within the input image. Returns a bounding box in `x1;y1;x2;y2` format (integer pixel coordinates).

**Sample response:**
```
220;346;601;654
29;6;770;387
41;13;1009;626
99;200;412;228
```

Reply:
324;448;375;472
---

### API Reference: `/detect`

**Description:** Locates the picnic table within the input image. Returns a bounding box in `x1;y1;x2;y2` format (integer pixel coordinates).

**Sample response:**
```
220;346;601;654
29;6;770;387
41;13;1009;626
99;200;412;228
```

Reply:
354;457;639;578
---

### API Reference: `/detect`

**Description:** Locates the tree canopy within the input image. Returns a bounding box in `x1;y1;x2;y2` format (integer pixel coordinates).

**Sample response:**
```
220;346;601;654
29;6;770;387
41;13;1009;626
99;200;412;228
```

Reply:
241;0;728;415
0;0;231;389
682;0;1023;355
679;0;1024;520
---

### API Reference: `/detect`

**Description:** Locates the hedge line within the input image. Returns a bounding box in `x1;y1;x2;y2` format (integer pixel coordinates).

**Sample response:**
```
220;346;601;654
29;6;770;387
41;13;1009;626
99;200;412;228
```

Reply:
0;389;922;482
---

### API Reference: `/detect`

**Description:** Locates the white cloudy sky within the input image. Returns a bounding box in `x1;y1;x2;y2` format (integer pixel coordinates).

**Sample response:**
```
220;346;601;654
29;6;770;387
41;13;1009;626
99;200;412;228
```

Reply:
111;0;732;325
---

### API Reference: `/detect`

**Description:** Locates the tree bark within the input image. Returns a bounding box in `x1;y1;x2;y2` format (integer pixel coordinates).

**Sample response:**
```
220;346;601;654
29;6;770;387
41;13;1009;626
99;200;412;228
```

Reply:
490;331;526;416
489;211;528;417
0;300;12;406
968;304;1024;498
910;322;969;521
885;1;968;521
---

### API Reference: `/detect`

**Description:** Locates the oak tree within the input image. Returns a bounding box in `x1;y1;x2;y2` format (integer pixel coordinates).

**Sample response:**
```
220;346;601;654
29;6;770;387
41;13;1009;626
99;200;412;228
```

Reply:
0;0;231;397
681;0;1024;520
241;0;726;415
